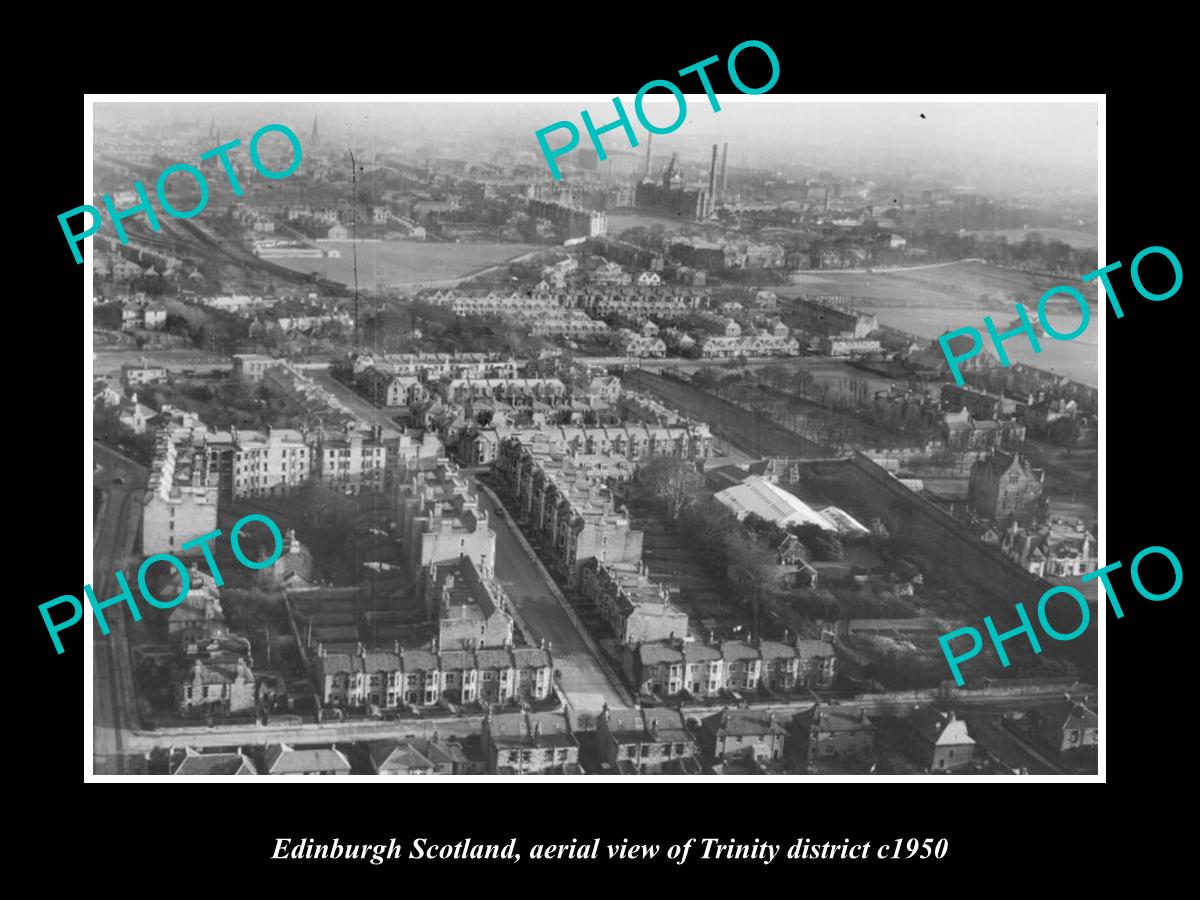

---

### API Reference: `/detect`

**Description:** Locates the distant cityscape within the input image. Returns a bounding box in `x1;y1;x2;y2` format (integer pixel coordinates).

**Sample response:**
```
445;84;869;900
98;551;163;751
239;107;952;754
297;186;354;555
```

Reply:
91;100;1098;777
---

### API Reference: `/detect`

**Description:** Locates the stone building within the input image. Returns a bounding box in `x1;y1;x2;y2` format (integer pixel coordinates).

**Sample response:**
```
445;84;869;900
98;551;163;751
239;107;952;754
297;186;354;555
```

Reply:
698;708;787;770
596;706;701;774
172;657;256;718
968;451;1044;519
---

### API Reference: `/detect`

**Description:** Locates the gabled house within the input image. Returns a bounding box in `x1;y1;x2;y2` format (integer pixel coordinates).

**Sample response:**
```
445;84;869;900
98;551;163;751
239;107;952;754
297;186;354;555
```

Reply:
262;743;353;776
596;706;701;774
903;706;975;772
699;708;787;771
807;706;875;760
1026;699;1098;754
482;710;580;774
171;746;257;776
368;740;436;775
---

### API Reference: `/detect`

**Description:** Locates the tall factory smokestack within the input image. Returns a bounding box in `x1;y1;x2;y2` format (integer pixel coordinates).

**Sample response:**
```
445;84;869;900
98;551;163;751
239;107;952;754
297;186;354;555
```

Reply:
719;142;729;200
708;144;718;214
644;132;653;178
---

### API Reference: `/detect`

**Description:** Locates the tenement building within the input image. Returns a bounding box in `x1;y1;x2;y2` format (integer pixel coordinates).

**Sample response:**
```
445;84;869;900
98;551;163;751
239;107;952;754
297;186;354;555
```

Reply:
425;556;515;652
394;460;496;576
143;424;220;557
204;426;311;501
790;296;878;338
580;559;689;644
493;440;643;587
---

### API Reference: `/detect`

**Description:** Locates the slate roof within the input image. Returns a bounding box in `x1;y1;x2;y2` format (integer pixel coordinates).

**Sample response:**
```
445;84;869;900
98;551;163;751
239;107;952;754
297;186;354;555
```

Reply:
720;641;759;662
264;743;352;774
905;706;975;747
794;640;835;660
370;740;435;773
757;641;796;661
173;751;257;776
511;647;551;668
701;708;787;737
813;707;874;734
682;643;721;663
475;648;513;670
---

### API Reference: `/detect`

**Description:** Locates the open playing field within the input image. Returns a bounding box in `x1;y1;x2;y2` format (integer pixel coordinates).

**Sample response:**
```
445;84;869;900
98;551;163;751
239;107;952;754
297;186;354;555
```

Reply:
964;228;1097;250
778;260;1099;387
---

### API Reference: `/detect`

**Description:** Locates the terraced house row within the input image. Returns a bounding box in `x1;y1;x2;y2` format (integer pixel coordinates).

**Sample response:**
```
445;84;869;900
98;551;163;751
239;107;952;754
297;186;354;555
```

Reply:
493;439;644;587
623;636;837;700
580;559;689;645
467;421;712;467
313;641;554;709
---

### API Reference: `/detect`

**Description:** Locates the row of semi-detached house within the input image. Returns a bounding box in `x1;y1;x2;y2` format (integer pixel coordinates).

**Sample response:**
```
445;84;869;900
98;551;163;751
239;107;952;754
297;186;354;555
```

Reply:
421;288;708;308
625;637;837;699
696;333;801;358
583;296;699;316
358;369;571;409
313;642;554;710
466;421;712;467
349;352;521;380
493;438;644;587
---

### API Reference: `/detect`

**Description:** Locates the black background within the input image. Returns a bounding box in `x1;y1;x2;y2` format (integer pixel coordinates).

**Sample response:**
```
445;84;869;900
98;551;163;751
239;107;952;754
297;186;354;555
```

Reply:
18;20;1191;886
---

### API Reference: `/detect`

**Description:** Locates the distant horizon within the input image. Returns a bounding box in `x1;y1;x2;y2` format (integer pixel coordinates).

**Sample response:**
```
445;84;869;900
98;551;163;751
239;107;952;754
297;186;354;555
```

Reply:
94;99;1099;196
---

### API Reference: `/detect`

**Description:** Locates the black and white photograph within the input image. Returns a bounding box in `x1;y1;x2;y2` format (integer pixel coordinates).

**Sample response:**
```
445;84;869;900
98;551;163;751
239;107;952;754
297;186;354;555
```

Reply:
81;95;1104;782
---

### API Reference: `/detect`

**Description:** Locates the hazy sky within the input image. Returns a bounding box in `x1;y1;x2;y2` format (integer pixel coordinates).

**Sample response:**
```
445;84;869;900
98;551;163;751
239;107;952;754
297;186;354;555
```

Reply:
97;98;1099;183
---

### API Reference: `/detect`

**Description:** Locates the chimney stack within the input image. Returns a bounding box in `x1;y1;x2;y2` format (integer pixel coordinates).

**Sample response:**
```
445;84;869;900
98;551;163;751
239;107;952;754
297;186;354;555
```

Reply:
719;142;728;200
708;144;719;216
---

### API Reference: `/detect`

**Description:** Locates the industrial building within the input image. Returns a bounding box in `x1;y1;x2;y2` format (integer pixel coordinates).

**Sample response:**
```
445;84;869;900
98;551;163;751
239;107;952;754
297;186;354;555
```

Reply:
634;143;727;221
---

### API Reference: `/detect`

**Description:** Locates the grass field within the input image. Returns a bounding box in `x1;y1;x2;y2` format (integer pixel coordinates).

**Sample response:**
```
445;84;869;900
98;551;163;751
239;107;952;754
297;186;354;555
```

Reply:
964;228;1097;249
779;261;1099;387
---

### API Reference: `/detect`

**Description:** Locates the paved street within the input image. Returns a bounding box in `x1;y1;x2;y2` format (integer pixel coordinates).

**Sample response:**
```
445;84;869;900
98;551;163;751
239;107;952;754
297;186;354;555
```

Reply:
92;443;148;774
472;484;630;710
126;715;486;752
123;683;1093;753
309;370;403;434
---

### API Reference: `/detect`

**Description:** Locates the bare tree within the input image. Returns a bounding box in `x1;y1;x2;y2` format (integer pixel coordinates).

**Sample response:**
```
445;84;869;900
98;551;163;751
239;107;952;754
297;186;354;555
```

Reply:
637;456;702;521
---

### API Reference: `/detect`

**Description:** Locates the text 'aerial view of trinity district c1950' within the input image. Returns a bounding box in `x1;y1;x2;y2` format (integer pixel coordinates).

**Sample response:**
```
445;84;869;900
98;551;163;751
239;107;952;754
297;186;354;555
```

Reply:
90;99;1098;777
